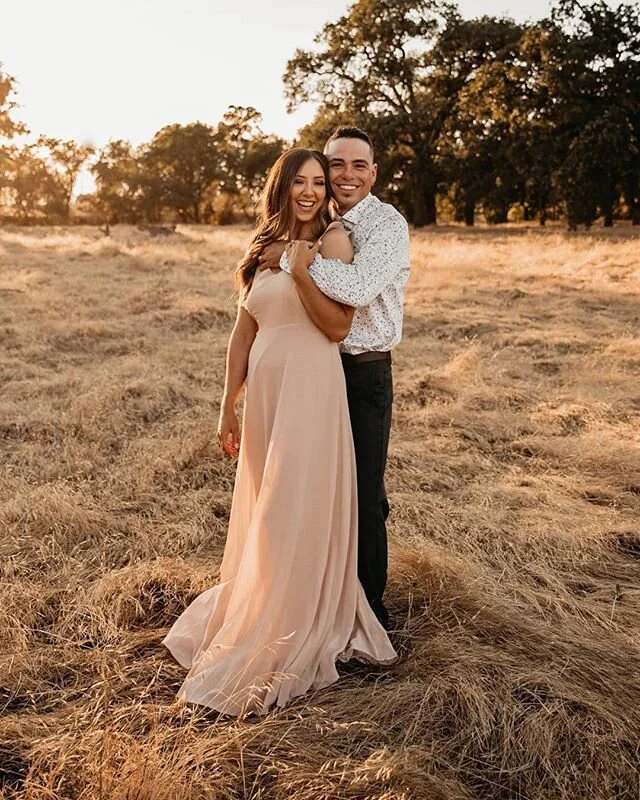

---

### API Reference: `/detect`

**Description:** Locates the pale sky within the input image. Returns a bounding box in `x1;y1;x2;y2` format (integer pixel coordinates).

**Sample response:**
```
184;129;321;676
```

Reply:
2;0;552;193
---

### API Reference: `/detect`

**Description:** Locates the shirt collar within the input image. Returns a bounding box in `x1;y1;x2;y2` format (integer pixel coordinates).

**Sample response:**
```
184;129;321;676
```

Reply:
340;193;377;226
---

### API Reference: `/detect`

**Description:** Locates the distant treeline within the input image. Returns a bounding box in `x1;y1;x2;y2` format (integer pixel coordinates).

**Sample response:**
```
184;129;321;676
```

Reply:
0;108;285;227
1;0;639;228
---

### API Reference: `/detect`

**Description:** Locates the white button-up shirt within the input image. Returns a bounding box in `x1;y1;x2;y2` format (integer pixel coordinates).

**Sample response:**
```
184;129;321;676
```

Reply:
280;193;410;355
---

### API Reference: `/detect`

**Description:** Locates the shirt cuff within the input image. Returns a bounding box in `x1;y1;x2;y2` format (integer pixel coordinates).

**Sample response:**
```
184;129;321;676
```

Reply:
279;250;291;273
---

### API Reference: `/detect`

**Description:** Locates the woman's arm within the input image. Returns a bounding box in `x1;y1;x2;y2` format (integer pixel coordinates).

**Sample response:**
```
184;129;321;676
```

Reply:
217;304;258;457
288;226;356;343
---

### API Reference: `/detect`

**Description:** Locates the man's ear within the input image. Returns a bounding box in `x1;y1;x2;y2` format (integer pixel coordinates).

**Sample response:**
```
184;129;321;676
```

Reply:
371;163;378;185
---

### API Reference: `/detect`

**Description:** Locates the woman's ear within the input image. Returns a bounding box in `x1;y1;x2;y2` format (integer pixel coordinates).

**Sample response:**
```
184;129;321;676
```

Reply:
328;198;339;219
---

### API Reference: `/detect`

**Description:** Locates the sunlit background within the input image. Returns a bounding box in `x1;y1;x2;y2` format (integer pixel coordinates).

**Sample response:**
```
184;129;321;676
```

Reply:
3;0;640;796
3;0;552;194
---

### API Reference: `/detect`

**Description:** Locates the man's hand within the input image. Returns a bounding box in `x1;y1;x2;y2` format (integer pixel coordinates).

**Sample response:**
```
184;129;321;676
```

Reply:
287;239;321;277
258;241;287;272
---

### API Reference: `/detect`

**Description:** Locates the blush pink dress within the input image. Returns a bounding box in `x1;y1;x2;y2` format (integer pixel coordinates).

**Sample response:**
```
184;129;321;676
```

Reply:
161;262;397;717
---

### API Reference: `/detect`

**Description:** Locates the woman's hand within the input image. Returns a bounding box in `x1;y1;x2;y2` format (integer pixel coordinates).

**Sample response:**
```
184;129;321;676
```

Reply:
217;407;240;458
286;239;321;276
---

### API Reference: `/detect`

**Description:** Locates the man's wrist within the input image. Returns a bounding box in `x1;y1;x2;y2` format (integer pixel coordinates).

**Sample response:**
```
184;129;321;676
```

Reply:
279;250;291;273
290;266;313;285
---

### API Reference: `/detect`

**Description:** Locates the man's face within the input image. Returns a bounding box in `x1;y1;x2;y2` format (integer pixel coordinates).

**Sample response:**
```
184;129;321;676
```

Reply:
324;137;377;213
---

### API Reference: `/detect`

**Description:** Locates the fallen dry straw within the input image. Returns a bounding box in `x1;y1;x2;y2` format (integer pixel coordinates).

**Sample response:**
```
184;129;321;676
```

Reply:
1;223;639;799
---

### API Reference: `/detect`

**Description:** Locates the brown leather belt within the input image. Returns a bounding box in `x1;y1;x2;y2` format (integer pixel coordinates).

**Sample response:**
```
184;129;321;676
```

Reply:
340;350;391;364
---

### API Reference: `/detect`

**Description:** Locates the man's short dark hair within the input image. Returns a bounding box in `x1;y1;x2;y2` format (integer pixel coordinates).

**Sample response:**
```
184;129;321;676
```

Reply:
325;126;374;161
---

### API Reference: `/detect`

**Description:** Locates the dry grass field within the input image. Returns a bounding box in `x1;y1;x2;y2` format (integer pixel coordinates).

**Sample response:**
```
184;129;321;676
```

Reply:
1;222;639;800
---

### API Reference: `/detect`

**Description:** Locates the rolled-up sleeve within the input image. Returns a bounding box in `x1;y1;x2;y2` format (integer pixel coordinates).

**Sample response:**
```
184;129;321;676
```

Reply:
279;250;292;274
280;213;409;308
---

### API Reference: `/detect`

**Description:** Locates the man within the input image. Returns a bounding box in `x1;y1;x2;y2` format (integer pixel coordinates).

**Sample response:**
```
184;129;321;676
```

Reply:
259;126;410;630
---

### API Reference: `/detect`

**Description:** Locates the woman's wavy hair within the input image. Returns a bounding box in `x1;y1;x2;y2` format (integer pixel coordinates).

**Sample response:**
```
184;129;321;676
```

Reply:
235;148;334;298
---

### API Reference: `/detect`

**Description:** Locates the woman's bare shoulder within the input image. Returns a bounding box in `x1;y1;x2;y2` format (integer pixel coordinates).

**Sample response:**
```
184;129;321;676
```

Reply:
321;220;352;244
319;221;354;261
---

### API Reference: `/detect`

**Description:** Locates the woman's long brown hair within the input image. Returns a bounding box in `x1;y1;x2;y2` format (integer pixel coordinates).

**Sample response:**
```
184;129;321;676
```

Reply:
235;148;334;298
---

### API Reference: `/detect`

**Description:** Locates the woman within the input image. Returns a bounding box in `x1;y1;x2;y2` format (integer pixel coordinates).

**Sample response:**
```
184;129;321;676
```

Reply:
162;148;397;717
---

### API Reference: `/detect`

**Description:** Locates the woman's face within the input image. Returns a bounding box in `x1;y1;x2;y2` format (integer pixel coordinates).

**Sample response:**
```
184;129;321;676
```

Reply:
289;157;327;225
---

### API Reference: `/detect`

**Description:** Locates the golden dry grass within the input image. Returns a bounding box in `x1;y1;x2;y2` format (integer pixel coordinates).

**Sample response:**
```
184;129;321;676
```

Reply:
1;222;639;799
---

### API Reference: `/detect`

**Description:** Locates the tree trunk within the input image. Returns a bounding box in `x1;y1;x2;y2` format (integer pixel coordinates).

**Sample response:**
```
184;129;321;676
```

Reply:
602;173;615;227
464;197;475;226
64;191;72;223
487;204;508;224
623;178;639;225
412;152;437;227
413;182;427;228
413;185;437;226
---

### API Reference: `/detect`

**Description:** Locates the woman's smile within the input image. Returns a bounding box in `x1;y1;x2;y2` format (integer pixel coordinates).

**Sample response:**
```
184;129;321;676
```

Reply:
290;157;327;223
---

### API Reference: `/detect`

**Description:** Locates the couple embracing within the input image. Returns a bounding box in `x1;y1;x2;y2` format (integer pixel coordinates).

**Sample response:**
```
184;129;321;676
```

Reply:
162;126;411;717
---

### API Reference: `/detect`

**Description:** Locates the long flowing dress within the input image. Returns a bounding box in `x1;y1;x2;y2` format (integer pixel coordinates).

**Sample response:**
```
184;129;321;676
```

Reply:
161;261;398;717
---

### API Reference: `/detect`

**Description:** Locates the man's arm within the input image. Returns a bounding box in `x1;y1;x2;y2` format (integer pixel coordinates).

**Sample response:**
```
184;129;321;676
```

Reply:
280;213;409;307
287;230;355;342
258;241;287;272
291;272;354;342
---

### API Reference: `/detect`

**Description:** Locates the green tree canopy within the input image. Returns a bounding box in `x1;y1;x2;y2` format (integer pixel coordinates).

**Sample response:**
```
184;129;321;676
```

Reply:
284;0;457;226
286;0;640;228
91;140;142;224
0;66;26;140
35;137;94;220
435;15;528;224
139;122;219;223
4;1;639;229
216;106;286;213
552;0;640;225
2;145;66;220
89;110;285;225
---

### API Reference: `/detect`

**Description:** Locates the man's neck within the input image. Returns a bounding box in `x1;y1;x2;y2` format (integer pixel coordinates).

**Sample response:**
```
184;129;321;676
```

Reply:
338;193;369;216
